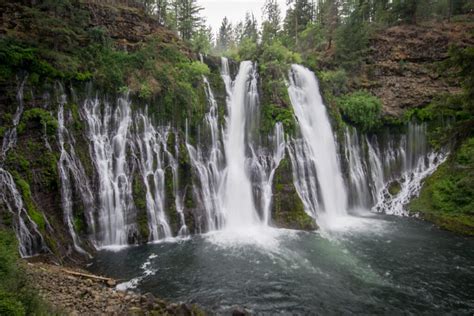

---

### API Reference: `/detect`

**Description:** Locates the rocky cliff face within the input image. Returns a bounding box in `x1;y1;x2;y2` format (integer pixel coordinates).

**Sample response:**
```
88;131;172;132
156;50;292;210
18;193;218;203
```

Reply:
357;21;474;116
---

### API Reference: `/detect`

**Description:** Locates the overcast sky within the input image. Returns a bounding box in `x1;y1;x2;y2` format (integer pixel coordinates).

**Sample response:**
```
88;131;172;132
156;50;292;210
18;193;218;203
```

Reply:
199;0;288;34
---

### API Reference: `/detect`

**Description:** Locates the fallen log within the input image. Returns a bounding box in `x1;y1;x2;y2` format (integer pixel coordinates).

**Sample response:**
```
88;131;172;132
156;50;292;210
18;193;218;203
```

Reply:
61;269;117;286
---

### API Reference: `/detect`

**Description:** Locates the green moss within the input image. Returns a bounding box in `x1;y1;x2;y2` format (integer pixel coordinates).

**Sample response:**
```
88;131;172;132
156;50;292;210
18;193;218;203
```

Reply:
13;177;46;232
409;137;474;235
271;158;317;230
262;104;296;135
132;176;149;242
164;168;179;235
388;181;402;196
17;108;58;136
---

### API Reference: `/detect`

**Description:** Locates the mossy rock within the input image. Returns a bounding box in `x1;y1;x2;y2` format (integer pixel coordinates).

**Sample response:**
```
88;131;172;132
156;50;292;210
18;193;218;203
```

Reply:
271;158;317;230
388;180;402;196
132;175;149;243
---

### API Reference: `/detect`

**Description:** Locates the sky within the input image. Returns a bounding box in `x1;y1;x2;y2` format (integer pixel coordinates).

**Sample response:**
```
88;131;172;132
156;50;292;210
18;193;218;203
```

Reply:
199;0;288;34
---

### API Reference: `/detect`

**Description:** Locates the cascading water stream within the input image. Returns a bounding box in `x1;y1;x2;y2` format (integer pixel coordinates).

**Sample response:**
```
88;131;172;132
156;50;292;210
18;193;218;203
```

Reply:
220;60;260;229
83;95;134;247
0;77;48;257
344;127;371;209
58;94;90;255
163;134;189;237
0;168;47;257
185;60;226;232
343;122;448;216
288;65;348;227
135;113;172;241
1;77;26;159
250;123;286;225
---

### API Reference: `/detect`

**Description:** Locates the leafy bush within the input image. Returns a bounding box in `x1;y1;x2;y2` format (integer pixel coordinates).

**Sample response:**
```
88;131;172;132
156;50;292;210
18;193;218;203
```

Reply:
17;108;58;136
337;90;382;131
237;38;259;61
318;69;348;96
0;230;52;315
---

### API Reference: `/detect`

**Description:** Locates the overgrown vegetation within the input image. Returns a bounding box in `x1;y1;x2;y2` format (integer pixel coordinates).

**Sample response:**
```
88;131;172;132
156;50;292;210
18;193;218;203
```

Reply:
337;91;382;132
407;45;473;233
1;0;210;126
0;230;54;315
409;137;474;235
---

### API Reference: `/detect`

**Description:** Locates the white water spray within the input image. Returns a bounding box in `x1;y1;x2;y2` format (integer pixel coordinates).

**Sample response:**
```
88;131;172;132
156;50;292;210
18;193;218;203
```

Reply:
221;60;260;229
288;65;348;227
83;95;134;246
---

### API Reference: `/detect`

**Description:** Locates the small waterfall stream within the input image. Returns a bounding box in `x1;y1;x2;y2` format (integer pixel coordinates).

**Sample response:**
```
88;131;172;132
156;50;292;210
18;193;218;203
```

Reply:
58;94;94;255
83;95;135;247
288;65;348;228
134;112;172;241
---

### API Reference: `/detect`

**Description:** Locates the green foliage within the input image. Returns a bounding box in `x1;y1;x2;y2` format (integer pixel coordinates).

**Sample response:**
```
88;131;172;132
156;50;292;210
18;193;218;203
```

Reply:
318;69;348;97
409;137;474;235
237;38;259;61
337;90;382;131
0;38;61;83
262;105;296;135
17;108;58;136
14;177;46;232
257;40;301;135
0;230;52;315
334;12;370;71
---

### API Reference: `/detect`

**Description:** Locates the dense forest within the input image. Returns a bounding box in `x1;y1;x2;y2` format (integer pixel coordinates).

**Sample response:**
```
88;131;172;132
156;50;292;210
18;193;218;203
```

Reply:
0;0;473;314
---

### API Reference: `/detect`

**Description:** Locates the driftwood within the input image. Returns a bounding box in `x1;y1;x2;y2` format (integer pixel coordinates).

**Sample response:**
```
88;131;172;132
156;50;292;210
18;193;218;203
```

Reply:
61;269;117;286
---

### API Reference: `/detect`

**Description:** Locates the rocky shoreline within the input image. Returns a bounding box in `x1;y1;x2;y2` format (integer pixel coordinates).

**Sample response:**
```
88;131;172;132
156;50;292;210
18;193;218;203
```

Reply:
23;261;205;315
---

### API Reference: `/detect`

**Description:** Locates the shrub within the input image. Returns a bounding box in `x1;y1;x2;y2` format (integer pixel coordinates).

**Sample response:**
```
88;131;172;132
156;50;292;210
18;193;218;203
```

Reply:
318;69;348;96
337;90;382;131
0;230;53;315
17;108;58;136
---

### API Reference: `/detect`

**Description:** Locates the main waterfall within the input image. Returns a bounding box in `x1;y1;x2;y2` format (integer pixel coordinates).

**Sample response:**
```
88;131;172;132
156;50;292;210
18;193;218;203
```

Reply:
288;65;348;228
0;61;450;256
221;60;260;229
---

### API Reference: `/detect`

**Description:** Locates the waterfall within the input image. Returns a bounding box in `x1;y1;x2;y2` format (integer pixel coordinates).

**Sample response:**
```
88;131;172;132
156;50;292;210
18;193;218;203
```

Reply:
288;65;348;227
344;127;372;209
83;95;135;247
0;62;451;255
187;58;286;232
1;77;26;159
0;168;47;257
221;60;260;229
135;112;177;240
58;98;88;254
250;123;286;225
342;122;448;216
369;123;448;215
185;62;226;232
163;133;188;237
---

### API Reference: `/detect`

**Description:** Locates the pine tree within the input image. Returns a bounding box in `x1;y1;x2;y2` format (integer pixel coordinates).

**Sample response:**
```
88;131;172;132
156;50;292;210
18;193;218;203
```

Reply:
174;0;203;41
243;12;259;42
261;0;281;44
216;17;233;52
284;0;315;45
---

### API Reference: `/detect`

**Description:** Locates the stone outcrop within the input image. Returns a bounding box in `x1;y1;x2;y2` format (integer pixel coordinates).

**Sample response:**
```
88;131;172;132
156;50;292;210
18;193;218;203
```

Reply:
357;20;474;116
